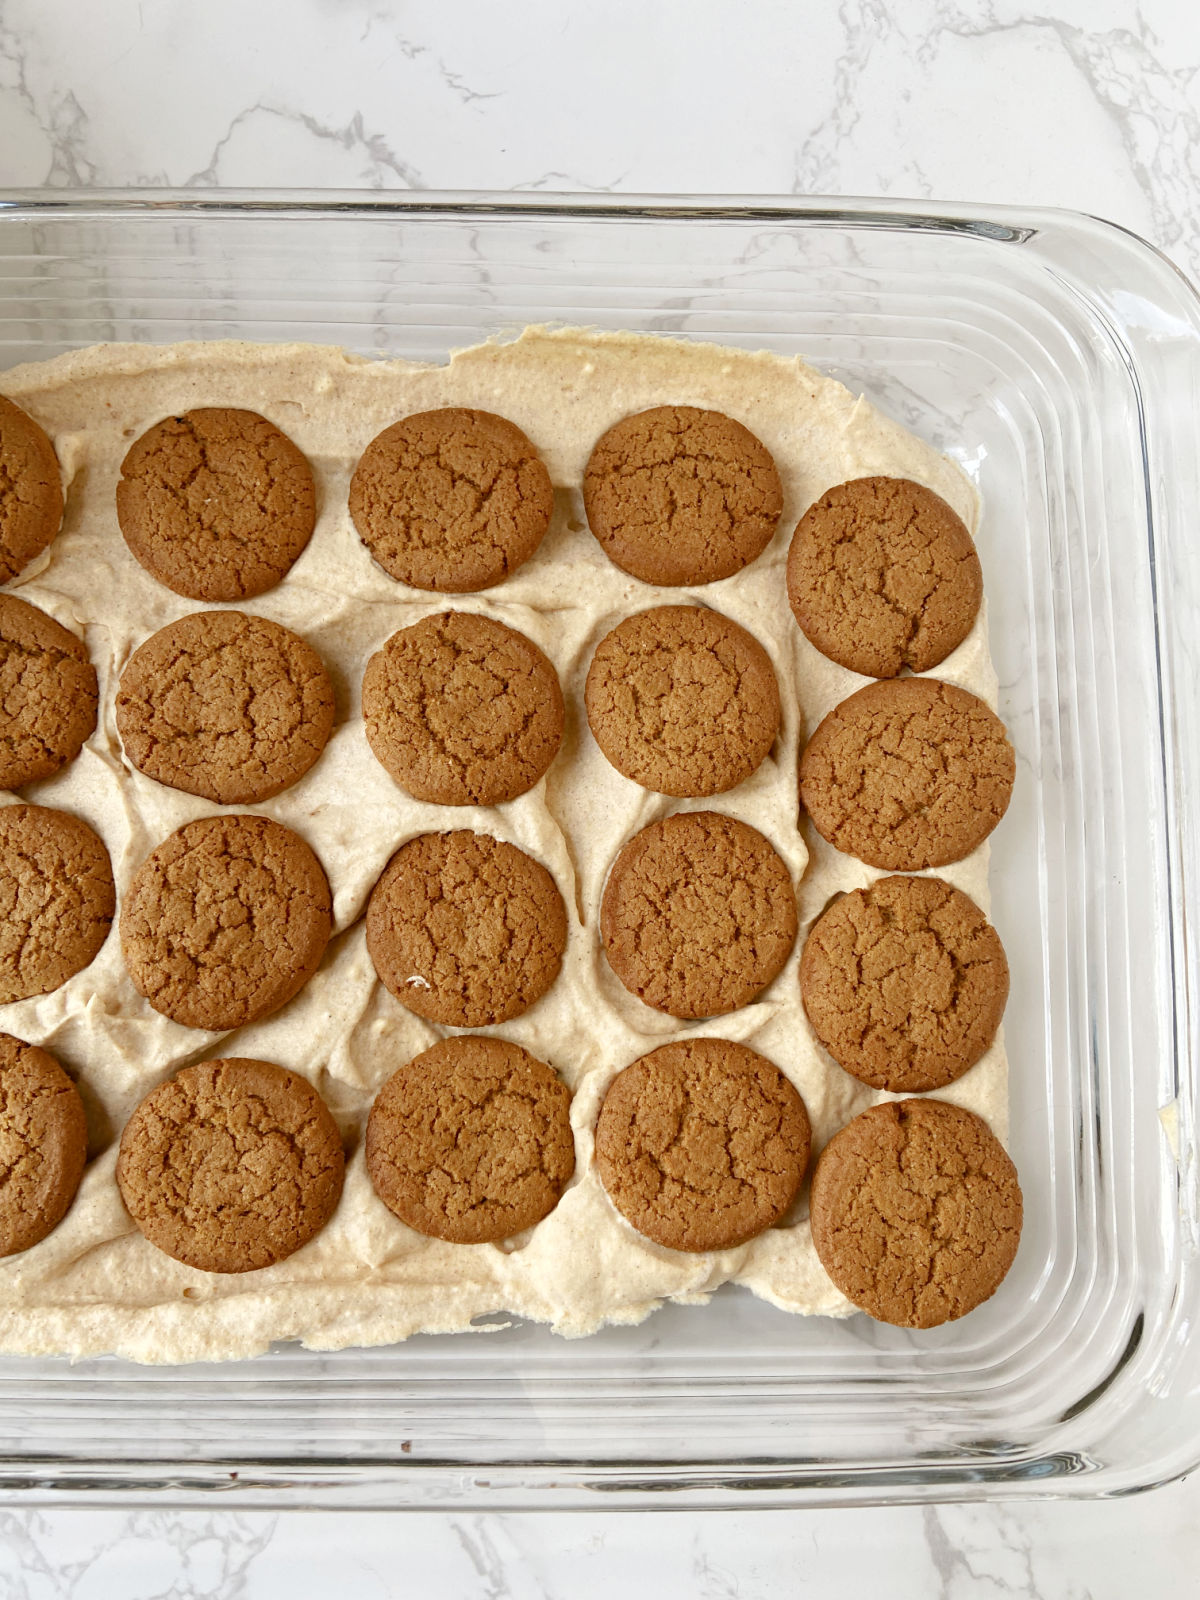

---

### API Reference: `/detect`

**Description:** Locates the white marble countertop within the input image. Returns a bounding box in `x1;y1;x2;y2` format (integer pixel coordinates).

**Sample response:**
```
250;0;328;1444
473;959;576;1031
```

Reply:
1;0;1198;1593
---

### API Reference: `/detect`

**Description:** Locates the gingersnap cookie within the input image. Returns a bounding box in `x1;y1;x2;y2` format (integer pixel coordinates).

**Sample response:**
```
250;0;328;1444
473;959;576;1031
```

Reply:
601;811;796;1018
585;605;780;796
0;594;97;790
121;815;332;1031
350;408;554;593
116;1058;344;1273
116;408;316;601
787;477;983;677
594;1038;810;1253
116;610;335;805
0;1034;87;1257
365;1035;575;1245
583;406;782;586
362;610;564;806
367;831;567;1028
0;395;63;585
810;1098;1022;1327
0;805;114;1004
801;876;1009;1093
798;677;1015;870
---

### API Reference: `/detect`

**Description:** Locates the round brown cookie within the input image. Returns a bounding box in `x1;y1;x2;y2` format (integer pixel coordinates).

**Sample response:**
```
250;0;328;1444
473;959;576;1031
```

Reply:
583;406;783;586
787;477;983;678
0;805;114;1004
0;396;63;585
585;605;780;796
809;1097;1022;1327
800;876;1009;1093
798;677;1015;870
116;1058;344;1273
120;815;332;1031
350;408;554;593
0;594;97;789
367;831;567;1028
116;610;335;805
601;811;796;1019
116;408;316;601
0;1033;87;1257
594;1037;810;1253
365;1035;575;1244
362;610;564;806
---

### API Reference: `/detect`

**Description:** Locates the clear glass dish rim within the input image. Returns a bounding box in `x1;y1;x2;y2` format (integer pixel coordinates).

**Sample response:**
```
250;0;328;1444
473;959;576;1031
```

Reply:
0;188;1197;1509
0;182;1192;282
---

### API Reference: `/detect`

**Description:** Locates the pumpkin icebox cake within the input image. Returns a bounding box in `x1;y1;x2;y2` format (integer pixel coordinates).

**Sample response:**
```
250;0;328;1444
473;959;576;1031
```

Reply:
0;326;1018;1363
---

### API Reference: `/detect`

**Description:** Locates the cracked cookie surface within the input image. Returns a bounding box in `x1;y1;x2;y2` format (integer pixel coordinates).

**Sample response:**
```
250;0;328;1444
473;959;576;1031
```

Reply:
594;1037;810;1253
0;395;63;584
116;408;316;600
120;815;332;1031
0;804;114;1004
583;406;782;586
601;811;796;1019
362;609;564;806
787;476;982;677
801;875;1009;1092
810;1097;1022;1327
0;1033;88;1257
585;604;780;796
116;1058;345;1273
0;594;97;789
116;609;335;804
798;677;1015;870
365;1035;575;1244
350;407;554;592
367;830;567;1028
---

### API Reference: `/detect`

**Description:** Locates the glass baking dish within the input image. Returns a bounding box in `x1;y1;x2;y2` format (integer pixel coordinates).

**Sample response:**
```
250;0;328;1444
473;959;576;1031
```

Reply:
0;191;1196;1509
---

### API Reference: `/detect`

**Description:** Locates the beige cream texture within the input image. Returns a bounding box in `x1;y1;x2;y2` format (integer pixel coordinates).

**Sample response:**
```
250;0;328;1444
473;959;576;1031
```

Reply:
0;328;1004;1363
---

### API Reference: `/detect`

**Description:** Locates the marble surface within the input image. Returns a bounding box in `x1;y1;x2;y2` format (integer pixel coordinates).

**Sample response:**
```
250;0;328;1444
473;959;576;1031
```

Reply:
1;0;1199;1592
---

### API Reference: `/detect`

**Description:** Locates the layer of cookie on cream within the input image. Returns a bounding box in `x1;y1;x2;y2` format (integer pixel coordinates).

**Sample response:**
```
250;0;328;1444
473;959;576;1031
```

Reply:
0;327;1003;1362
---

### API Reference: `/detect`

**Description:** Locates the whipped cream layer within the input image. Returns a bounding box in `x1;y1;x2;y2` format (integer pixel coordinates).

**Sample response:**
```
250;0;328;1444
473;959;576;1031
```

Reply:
0;328;1002;1362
